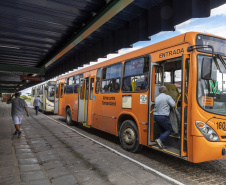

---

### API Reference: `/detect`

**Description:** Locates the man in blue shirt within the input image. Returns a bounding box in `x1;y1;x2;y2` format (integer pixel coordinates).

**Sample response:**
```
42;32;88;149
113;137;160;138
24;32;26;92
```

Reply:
34;96;42;115
7;92;29;138
154;86;176;149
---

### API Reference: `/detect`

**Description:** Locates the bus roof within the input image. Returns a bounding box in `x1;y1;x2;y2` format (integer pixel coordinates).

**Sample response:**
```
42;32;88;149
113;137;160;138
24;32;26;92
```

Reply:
32;80;56;88
56;31;221;80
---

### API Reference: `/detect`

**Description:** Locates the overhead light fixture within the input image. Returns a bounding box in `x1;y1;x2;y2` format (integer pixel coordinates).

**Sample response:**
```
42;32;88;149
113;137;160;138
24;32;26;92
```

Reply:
0;45;20;49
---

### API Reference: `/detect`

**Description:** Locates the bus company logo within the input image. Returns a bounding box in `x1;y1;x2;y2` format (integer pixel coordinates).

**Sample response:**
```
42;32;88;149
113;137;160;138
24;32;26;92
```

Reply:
140;94;147;104
159;48;184;58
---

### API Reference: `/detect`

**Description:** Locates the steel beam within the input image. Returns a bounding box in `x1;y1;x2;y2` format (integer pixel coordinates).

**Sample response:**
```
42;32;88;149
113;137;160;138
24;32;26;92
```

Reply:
0;64;45;74
44;0;134;68
0;81;25;84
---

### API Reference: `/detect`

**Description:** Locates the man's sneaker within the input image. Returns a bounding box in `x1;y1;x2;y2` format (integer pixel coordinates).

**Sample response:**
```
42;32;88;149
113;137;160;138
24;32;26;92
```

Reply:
18;132;22;138
162;144;167;149
13;131;18;135
155;139;163;149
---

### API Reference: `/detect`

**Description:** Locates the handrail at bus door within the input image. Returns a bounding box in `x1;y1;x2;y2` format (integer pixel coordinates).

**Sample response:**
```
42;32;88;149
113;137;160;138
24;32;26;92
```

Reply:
181;54;190;157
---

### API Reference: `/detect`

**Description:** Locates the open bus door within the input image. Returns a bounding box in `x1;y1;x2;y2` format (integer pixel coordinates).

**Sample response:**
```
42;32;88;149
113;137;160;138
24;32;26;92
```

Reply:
87;76;95;126
180;54;190;157
148;55;190;158
148;62;162;145
54;82;59;114
58;82;65;116
78;78;88;124
78;76;94;127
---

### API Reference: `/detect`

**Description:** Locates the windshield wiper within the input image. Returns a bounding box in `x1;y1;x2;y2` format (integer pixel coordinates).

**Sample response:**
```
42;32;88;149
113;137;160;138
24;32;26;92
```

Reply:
215;54;226;73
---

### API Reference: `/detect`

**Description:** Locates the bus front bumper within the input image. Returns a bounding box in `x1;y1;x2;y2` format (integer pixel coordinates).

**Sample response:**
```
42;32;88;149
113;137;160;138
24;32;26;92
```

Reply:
192;136;226;163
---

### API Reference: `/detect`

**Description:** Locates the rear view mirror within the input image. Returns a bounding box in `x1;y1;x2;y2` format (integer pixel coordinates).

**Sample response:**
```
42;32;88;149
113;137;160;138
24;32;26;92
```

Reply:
201;57;217;81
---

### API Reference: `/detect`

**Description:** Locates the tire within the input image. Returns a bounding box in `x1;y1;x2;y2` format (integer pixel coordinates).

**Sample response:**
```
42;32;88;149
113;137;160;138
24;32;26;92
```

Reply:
66;108;73;126
119;120;143;153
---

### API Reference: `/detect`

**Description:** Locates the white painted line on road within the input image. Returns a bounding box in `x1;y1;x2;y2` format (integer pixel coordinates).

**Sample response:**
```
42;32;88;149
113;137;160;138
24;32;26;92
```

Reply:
42;113;184;185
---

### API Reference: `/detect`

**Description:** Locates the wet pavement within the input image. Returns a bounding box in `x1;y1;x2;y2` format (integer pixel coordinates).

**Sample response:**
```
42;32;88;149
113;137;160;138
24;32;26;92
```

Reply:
0;102;176;185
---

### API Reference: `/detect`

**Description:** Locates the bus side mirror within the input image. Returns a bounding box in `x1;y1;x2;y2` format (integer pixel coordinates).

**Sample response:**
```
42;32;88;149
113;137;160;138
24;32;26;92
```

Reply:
201;57;217;81
44;86;48;90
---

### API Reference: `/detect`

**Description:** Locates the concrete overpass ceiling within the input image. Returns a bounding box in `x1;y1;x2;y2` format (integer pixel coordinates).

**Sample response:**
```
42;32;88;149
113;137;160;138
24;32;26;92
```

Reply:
0;0;226;93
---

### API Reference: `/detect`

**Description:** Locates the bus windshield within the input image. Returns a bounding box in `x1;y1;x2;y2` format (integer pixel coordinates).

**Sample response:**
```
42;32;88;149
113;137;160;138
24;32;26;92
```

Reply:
47;86;55;102
197;55;226;115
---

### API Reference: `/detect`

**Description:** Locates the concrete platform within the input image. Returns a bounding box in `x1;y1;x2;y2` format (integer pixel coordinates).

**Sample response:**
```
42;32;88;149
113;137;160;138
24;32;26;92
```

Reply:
0;102;173;185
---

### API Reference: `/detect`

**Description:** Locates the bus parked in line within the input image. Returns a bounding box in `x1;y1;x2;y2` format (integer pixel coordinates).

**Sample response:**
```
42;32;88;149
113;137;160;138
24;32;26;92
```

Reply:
55;32;226;163
31;81;56;113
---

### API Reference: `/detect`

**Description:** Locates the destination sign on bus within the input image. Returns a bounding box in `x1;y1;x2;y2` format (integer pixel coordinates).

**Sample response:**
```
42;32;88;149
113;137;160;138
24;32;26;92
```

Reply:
196;34;226;56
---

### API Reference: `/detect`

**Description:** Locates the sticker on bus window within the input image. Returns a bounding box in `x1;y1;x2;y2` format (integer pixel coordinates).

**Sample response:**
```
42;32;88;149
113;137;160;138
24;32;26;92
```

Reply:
202;96;213;106
140;95;147;104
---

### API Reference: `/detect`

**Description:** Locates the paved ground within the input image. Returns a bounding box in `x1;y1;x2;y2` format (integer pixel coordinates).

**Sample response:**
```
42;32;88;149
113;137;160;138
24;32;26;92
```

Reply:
0;102;174;185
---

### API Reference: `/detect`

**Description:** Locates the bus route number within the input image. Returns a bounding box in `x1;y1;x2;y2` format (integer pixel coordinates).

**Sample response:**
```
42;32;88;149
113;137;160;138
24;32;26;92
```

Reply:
216;122;226;130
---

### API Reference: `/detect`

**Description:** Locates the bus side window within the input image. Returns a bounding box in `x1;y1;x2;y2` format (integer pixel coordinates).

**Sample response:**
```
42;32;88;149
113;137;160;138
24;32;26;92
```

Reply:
174;70;182;93
32;89;35;97
122;56;149;92
74;74;80;94
164;71;172;83
95;68;101;94
64;78;67;94
90;78;94;100
74;79;79;94
154;66;163;98
101;63;122;93
60;84;64;98
65;77;73;94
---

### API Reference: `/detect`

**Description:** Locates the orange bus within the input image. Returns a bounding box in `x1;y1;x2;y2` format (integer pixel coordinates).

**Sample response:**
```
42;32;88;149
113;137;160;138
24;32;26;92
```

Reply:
55;32;226;163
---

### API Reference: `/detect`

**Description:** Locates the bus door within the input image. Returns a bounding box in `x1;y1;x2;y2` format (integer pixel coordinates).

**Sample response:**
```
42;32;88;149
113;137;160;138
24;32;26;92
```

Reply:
54;83;59;114
58;82;65;116
180;54;190;157
87;77;95;126
148;55;190;157
148;62;163;145
78;78;89;123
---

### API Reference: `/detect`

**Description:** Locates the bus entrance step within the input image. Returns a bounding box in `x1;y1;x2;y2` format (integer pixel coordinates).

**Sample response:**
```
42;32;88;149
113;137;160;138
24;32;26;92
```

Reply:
149;141;157;146
82;123;91;128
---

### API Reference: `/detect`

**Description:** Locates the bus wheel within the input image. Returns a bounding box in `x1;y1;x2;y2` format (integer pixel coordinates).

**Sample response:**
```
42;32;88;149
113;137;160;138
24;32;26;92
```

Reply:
119;120;142;153
66;109;73;126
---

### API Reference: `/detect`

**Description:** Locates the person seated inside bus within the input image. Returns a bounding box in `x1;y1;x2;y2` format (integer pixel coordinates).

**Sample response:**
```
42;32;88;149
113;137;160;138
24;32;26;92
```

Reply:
122;76;131;91
108;79;120;92
137;85;142;91
103;85;109;92
136;73;149;91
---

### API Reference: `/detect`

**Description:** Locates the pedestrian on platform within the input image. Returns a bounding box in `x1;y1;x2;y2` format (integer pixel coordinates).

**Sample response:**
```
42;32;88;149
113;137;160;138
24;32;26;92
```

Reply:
7;92;29;138
153;86;176;149
34;95;42;115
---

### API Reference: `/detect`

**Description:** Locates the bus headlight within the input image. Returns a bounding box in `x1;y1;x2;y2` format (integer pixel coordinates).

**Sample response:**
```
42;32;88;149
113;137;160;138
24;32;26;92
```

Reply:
195;121;220;142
